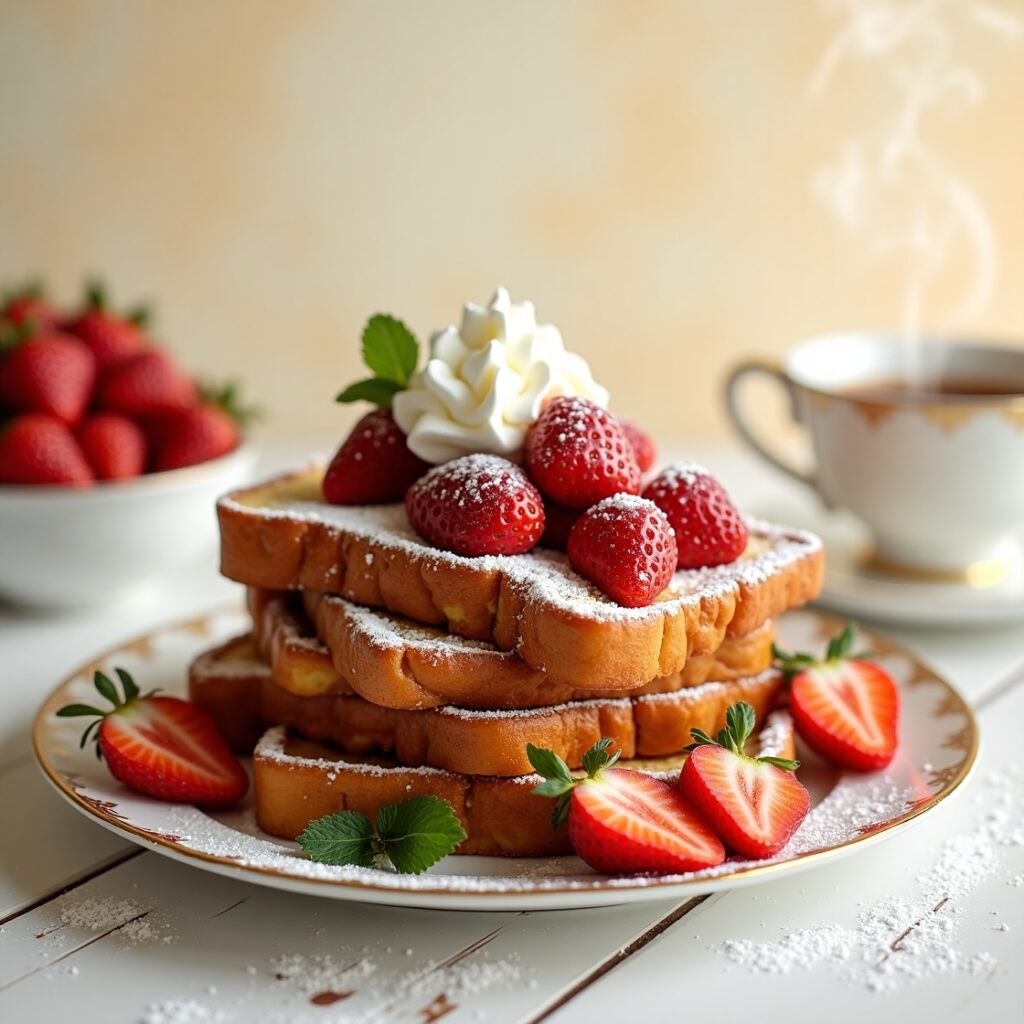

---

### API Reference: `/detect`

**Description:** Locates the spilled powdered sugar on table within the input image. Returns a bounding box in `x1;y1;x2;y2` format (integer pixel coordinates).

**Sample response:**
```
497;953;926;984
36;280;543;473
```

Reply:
719;765;1023;991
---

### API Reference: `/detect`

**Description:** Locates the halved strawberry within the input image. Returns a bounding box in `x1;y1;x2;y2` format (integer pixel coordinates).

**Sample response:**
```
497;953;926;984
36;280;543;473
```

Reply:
679;701;809;858
774;625;899;771
529;739;725;874
57;668;248;807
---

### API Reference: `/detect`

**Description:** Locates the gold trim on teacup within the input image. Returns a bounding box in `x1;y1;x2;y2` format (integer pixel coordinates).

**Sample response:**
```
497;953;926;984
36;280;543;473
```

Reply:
865;552;1009;589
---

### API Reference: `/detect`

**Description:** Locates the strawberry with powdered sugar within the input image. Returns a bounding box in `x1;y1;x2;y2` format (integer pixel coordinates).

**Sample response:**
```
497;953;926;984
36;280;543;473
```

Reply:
524;396;641;509
644;462;749;568
567;493;677;607
406;453;545;557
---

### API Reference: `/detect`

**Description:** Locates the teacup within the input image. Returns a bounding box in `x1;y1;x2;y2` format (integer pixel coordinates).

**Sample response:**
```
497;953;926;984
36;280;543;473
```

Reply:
725;332;1024;584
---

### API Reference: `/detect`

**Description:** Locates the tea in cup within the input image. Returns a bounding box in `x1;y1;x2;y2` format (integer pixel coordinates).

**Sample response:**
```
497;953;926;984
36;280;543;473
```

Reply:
725;332;1024;583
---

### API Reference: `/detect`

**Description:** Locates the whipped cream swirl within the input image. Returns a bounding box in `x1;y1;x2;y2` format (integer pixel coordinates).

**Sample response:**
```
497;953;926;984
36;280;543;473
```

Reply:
392;288;608;464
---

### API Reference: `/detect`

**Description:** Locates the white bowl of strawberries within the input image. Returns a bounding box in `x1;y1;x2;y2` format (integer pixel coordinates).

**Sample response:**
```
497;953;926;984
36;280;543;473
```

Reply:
0;281;257;607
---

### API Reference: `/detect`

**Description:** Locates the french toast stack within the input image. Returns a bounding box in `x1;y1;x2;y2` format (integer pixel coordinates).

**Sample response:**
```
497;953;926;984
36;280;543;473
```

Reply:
189;464;824;857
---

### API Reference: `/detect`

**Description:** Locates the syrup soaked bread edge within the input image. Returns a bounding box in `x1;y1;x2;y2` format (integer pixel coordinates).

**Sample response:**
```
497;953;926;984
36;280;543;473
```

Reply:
251;713;798;857
248;588;777;709
188;633;785;777
218;467;824;688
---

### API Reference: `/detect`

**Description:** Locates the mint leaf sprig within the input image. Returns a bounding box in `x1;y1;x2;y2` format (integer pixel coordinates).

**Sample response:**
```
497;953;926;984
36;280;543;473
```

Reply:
685;700;800;772
336;314;420;409
296;794;466;874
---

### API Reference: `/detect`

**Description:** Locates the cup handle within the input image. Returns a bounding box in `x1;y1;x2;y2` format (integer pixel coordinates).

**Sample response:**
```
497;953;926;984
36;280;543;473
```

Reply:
724;359;816;489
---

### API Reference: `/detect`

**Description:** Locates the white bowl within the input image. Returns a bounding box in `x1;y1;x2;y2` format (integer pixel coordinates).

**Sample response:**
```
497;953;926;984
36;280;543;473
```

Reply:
0;444;259;608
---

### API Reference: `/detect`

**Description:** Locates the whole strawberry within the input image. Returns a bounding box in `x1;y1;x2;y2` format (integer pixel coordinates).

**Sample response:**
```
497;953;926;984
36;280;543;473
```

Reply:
58;668;248;807
78;413;147;480
405;453;545;557
64;280;149;370
98;349;197;417
524;397;641;509
0;329;96;425
0;414;94;485
323;409;430;505
1;283;60;331
680;701;810;858
567;494;677;607
538;499;578;551
643;463;748;569
620;418;657;474
530;738;725;874
774;625;899;771
151;404;238;472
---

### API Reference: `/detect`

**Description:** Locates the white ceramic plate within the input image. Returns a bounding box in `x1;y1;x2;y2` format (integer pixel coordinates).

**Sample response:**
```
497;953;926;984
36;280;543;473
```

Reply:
33;608;977;911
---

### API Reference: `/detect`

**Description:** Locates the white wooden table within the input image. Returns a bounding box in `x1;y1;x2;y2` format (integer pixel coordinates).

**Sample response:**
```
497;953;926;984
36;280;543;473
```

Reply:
2;444;1023;1024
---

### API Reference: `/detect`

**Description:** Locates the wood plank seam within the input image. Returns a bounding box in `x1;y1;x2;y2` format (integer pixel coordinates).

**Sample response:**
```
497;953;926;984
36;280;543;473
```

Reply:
518;895;712;1023
0;909;151;993
0;847;144;928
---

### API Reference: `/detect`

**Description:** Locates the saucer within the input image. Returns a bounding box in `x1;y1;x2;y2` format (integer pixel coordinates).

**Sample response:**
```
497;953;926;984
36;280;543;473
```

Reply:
752;490;1024;628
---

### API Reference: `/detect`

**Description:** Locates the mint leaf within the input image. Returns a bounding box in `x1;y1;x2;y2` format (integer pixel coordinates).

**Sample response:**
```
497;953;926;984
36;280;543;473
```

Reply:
361;314;418;386
375;795;466;874
297;811;377;867
526;743;574;783
335;377;403;407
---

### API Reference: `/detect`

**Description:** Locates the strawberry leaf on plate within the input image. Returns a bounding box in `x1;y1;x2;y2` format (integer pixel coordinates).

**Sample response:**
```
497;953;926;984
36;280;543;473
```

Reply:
297;811;377;868
376;795;467;874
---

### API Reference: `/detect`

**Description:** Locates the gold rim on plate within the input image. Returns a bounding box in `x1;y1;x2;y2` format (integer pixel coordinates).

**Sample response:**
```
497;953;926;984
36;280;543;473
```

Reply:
32;607;979;903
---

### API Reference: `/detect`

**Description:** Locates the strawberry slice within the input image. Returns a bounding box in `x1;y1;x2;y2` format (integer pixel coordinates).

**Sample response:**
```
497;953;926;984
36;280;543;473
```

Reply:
58;668;248;807
679;701;810;858
528;739;725;874
775;625;899;771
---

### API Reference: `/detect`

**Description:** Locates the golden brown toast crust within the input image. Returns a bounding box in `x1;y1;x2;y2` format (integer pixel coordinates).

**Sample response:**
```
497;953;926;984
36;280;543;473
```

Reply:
247;589;776;710
252;715;798;856
218;468;824;689
188;633;785;777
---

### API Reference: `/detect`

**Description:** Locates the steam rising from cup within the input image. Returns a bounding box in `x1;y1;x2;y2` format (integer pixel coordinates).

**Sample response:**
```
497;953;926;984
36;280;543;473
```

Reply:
809;0;1020;376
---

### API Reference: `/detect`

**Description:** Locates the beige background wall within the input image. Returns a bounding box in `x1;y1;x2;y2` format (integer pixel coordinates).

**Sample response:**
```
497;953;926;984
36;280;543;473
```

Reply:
1;0;1021;444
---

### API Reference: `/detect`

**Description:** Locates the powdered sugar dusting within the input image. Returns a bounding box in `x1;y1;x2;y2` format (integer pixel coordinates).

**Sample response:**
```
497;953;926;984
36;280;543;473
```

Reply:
220;470;821;625
140;1001;227;1024
719;765;1023;992
57;895;174;946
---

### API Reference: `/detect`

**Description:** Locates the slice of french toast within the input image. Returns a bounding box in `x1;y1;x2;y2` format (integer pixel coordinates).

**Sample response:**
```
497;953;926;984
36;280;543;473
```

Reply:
218;467;823;689
252;713;798;857
247;588;777;709
189;634;786;777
